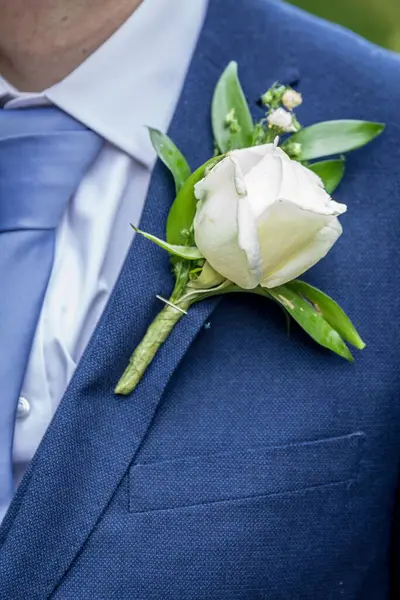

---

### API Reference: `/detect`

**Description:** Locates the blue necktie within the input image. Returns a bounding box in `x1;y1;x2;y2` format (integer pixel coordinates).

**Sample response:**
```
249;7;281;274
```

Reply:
0;107;103;520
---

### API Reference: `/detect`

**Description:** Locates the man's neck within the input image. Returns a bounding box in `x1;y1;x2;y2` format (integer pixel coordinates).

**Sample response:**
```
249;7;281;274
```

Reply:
0;0;143;92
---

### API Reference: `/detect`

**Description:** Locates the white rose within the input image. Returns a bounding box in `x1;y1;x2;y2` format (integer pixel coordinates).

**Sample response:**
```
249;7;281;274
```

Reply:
267;108;296;132
194;144;347;290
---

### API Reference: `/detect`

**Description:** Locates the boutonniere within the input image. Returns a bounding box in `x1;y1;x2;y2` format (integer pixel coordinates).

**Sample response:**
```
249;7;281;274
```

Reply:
115;62;384;395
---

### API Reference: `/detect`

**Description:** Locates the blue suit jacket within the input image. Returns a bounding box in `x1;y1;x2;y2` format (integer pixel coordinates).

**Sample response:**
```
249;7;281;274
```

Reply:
1;0;400;598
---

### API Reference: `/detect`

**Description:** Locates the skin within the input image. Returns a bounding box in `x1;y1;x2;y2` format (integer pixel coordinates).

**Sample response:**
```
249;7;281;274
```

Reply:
0;0;143;91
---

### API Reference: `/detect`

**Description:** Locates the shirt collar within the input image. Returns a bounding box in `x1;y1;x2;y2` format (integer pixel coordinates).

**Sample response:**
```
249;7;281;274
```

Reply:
0;0;208;166
0;80;47;107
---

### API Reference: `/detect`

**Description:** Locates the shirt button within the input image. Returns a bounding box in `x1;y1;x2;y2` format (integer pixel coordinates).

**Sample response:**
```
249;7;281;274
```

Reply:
16;397;31;420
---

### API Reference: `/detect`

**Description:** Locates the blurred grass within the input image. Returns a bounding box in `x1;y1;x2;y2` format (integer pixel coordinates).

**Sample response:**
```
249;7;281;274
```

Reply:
288;0;400;51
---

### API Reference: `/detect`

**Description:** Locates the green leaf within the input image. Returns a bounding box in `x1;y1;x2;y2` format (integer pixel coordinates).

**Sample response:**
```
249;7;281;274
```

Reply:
266;285;354;361
148;127;191;193
166;156;222;245
285;120;385;161
212;61;254;153
188;281;362;362
286;280;365;350
132;226;203;260
308;158;346;195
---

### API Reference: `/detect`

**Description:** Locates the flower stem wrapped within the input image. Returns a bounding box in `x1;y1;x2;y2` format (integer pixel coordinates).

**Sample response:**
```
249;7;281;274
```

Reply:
115;291;192;395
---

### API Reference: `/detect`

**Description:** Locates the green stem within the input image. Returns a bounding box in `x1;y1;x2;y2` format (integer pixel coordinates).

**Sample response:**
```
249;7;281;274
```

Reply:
115;261;192;396
191;283;267;303
114;279;269;396
114;294;192;395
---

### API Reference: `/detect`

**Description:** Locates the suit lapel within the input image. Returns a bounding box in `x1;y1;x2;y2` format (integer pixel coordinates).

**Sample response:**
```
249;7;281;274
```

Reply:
0;0;297;596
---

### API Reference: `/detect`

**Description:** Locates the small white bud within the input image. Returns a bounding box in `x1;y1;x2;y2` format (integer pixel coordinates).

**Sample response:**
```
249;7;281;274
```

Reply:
282;89;303;110
267;108;297;132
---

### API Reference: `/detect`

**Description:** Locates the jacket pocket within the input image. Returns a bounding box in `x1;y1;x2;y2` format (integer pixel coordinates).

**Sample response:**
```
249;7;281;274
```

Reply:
129;432;365;513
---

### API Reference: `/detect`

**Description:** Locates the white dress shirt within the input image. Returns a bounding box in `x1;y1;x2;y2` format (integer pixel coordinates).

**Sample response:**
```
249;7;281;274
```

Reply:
0;0;208;489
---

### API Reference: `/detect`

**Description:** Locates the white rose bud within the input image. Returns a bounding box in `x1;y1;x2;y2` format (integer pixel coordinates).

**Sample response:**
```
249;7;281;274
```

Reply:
194;144;346;290
267;107;296;132
282;89;303;110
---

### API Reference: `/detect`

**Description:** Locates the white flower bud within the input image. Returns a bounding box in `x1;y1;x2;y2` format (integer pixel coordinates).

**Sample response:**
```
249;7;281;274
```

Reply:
282;89;303;110
267;108;296;132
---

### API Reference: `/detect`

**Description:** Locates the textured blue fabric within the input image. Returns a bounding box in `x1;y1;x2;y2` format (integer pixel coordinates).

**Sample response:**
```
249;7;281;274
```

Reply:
0;108;102;520
0;1;400;598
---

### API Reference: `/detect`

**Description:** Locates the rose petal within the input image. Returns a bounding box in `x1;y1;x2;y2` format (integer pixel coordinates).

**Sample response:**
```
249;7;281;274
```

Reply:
244;150;284;219
278;152;347;215
258;198;343;288
230;143;275;177
194;156;261;289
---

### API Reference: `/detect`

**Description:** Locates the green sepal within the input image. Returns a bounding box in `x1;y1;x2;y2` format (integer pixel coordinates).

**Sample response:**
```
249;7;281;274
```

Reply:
148;127;191;193
166;156;222;245
308;158;346;195
188;261;226;289
131;226;203;260
286;280;365;350
212;61;254;153
265;285;354;362
285;120;385;161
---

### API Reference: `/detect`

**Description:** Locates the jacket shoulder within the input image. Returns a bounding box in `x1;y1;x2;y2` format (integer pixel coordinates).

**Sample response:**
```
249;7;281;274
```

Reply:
278;1;398;69
237;0;400;120
232;0;399;80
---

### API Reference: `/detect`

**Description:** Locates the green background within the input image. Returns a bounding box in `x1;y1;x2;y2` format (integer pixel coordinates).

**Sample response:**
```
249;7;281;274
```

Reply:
288;0;400;51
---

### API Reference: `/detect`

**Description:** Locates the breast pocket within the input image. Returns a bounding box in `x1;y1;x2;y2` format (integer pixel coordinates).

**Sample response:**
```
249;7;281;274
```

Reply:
129;432;365;513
